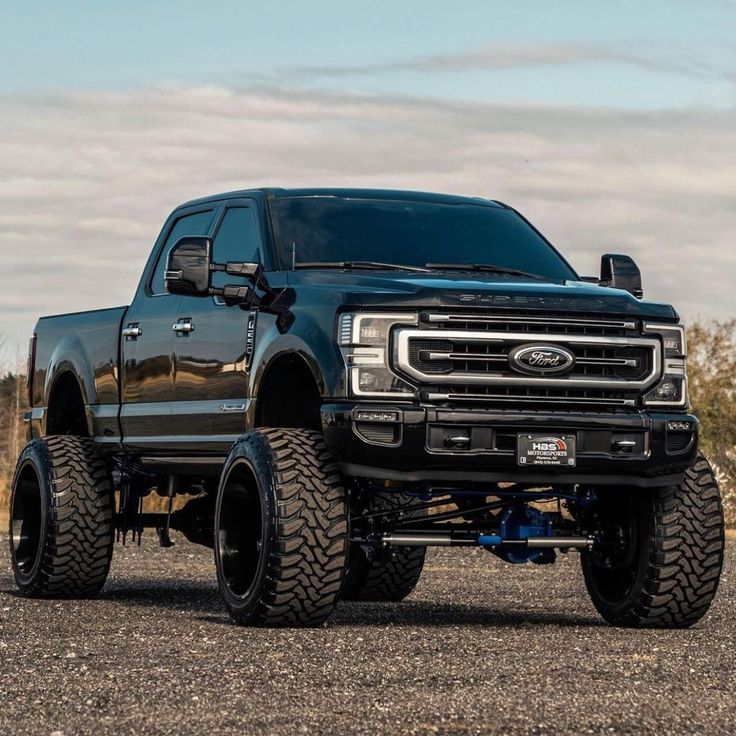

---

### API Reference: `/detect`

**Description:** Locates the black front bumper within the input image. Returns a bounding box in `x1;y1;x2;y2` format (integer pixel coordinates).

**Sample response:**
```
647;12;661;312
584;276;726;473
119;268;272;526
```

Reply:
321;403;698;487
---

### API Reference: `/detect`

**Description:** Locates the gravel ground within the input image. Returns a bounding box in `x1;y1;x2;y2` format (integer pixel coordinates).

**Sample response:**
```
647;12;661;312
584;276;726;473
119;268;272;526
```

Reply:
0;533;733;736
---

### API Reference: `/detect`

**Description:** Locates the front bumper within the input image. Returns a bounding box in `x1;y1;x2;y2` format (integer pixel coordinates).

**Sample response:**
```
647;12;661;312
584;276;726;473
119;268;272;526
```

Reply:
321;403;698;487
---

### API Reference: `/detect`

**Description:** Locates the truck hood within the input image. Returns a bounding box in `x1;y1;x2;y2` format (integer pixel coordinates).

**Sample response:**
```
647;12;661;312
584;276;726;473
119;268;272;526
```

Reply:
286;270;678;320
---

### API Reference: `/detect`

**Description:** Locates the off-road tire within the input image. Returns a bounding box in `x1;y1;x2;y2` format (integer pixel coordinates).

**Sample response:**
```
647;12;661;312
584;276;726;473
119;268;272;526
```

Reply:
581;453;724;628
342;491;426;602
214;429;348;627
9;436;115;598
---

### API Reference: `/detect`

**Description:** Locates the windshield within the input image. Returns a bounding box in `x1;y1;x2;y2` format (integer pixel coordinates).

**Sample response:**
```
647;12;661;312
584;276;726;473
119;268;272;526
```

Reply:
269;197;576;280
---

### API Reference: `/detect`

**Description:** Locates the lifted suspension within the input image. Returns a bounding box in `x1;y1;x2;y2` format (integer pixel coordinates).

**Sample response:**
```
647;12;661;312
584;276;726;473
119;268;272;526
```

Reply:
349;482;598;564
113;458;215;548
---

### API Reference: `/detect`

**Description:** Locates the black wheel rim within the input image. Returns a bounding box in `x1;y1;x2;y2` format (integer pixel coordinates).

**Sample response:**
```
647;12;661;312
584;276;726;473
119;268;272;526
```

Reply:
588;493;643;603
216;460;264;599
11;463;44;578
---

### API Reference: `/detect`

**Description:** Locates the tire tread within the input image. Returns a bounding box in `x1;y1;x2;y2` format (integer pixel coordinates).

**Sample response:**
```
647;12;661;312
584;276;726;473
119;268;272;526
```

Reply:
341;491;426;602
10;436;114;598
584;454;725;628
223;429;348;627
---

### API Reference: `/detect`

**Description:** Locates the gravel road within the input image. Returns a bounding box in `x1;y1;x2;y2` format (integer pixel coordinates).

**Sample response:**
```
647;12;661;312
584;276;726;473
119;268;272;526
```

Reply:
0;532;733;736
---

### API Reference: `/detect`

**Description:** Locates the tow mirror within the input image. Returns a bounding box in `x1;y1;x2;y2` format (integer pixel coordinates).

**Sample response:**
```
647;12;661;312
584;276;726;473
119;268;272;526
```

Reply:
165;237;263;299
600;254;643;299
165;236;212;297
165;237;266;306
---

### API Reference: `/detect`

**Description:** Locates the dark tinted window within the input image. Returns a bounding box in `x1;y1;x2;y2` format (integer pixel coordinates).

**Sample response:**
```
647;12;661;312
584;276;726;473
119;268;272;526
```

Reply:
271;198;575;280
151;209;213;294
211;207;261;288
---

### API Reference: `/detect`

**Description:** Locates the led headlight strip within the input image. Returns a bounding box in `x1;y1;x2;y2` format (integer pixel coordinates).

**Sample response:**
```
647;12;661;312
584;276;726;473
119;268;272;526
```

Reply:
338;312;418;398
643;323;688;408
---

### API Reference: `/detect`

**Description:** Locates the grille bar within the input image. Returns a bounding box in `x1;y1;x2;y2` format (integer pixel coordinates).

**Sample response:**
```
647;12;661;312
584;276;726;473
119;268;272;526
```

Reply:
576;357;639;367
424;313;638;331
426;352;506;362
425;352;639;367
425;391;637;407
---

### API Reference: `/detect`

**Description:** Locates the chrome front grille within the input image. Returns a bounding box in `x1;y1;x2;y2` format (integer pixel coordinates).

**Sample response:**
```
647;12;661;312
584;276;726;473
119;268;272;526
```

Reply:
407;338;652;382
394;312;662;409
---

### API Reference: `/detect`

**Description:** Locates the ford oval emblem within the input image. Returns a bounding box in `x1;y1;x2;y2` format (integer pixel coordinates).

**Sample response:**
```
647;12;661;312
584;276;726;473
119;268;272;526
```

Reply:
508;344;575;376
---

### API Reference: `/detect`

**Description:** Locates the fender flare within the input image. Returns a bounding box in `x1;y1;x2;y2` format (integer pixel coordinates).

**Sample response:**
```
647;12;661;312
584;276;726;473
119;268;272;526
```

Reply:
250;338;328;401
44;335;95;435
249;309;345;402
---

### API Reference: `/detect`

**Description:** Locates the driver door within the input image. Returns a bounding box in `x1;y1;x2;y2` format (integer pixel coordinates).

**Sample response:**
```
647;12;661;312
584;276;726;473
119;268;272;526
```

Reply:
169;201;262;452
120;206;215;452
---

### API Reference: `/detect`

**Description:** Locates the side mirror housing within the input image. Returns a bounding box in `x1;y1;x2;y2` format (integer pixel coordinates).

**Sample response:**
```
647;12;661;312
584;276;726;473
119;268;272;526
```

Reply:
165;236;265;304
600;254;643;299
165;236;212;297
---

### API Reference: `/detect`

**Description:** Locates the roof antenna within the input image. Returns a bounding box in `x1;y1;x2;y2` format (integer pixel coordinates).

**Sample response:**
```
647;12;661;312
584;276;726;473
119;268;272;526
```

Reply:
291;241;296;270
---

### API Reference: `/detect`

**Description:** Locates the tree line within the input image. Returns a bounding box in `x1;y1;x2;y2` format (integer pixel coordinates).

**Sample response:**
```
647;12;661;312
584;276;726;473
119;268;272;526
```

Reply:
1;319;734;523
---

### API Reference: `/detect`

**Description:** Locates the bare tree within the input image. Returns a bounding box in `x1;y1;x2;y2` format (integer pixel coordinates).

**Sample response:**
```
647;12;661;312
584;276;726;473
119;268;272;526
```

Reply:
687;319;736;524
0;333;29;509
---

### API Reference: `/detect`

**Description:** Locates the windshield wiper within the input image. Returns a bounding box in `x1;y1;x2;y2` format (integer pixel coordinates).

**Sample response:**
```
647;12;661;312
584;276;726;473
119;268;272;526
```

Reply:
294;261;431;273
424;263;546;280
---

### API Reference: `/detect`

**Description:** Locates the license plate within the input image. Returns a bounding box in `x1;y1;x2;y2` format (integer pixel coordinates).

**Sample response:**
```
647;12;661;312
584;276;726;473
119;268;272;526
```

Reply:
517;434;576;467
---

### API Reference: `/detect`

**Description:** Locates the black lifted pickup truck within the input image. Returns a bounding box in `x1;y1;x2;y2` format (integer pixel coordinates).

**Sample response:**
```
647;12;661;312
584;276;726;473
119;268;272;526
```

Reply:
11;188;724;628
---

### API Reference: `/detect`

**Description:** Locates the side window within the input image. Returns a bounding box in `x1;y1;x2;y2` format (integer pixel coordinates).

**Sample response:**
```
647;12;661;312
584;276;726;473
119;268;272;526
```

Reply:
211;207;261;289
150;209;214;295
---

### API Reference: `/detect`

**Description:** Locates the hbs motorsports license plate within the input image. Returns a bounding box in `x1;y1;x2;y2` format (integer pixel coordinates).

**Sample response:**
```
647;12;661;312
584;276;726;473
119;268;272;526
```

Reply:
517;434;576;467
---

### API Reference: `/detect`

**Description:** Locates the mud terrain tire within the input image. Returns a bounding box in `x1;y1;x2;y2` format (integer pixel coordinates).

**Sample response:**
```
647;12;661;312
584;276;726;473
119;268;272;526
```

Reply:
9;436;115;598
582;453;724;628
342;491;426;602
214;429;348;627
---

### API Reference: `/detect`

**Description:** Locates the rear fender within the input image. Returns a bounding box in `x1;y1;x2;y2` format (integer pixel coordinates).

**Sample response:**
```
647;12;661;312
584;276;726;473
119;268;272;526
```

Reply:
43;336;95;435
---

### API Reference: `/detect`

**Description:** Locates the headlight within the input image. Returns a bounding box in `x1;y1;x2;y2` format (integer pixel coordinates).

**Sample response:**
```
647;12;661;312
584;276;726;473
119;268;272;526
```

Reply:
337;312;418;398
643;323;688;408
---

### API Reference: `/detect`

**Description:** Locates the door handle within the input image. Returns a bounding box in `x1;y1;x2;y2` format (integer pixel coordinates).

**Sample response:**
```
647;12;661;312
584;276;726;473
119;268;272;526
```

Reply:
122;324;143;339
173;319;195;334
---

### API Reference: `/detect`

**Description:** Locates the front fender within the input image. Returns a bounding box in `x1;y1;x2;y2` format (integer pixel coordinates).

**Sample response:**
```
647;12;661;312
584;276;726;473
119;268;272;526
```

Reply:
249;310;345;401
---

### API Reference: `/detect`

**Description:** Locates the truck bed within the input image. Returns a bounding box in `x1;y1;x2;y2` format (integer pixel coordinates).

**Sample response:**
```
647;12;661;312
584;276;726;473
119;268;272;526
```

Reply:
30;306;128;441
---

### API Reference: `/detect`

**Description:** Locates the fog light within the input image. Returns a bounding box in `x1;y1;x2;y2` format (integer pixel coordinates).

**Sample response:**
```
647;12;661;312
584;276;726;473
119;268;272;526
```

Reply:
354;410;400;423
667;420;693;432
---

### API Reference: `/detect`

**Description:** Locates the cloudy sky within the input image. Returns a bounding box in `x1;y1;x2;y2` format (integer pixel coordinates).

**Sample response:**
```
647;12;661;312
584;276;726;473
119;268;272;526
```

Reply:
1;0;735;363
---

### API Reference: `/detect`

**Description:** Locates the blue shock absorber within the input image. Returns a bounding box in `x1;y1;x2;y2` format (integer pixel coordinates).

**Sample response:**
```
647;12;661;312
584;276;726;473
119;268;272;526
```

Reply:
477;534;502;547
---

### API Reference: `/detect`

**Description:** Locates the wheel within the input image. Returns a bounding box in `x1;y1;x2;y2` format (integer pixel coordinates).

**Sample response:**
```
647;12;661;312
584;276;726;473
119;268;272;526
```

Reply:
9;436;115;598
342;490;426;602
214;429;348;627
581;453;725;628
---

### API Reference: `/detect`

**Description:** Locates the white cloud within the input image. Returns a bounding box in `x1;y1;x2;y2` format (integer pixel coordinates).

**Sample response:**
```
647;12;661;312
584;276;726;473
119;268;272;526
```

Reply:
280;42;722;80
0;85;735;360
